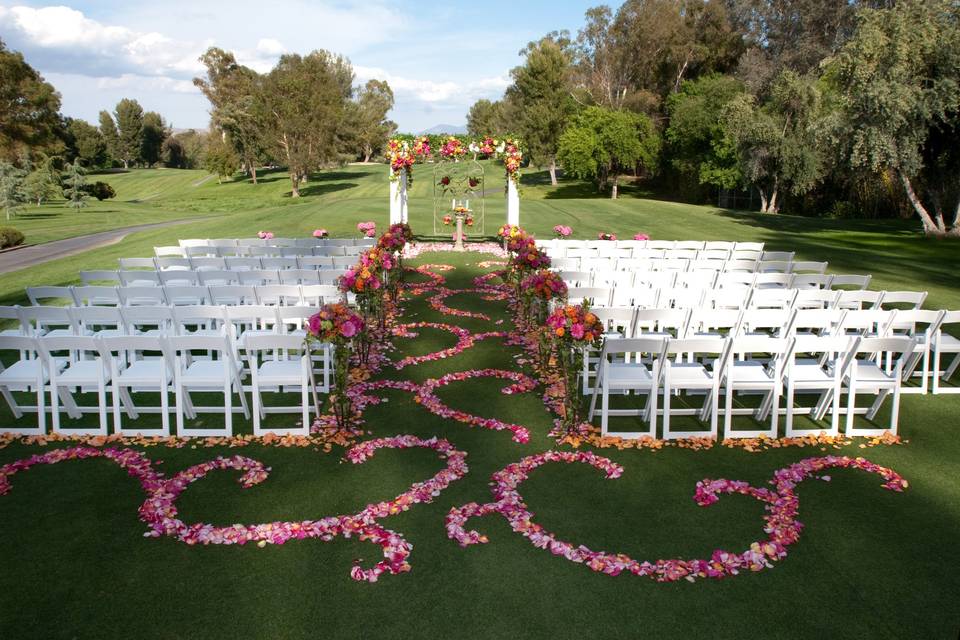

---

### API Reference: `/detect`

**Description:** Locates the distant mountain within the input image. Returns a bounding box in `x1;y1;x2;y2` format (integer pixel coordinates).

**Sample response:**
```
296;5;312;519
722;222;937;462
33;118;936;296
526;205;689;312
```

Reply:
418;124;467;135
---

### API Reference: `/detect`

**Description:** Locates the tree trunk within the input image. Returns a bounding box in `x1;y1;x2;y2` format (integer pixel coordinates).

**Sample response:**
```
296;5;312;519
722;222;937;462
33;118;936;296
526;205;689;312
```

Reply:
758;188;769;213
247;155;258;185
951;197;960;233
363;152;370;163
611;174;619;200
548;158;558;186
768;180;779;214
290;172;300;198
899;171;944;234
123;159;129;170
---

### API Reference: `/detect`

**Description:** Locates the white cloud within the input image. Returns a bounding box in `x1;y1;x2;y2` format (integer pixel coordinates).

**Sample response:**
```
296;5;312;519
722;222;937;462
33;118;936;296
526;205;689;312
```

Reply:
355;65;509;105
95;74;199;94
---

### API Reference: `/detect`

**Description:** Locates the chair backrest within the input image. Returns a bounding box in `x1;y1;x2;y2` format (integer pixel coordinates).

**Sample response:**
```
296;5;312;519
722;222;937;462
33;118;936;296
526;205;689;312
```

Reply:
591;307;635;336
659;287;705;309
72;286;121;307
675;271;717;289
159;270;199;286
633;308;690;337
760;251;794;262
118;257;157;270
855;336;915;361
738;308;793;336
80;271;121;286
120;305;174;334
332;256;356;269
242;332;308;355
836;289;884;310
879;291;927;310
566;287;611;307
70;305;123;334
119;286;167;306
101;334;175;370
167;334;240;374
831;274;871;290
788;308;845;336
154;246;186;258
239;270;281;286
734;242;764;252
839;309;896;336
299;256;335;268
191;257;226;271
300;285;340;306
791;261;828;274
27;286;76;306
261;257;298;270
663;337;730;370
0;335;40;359
753;273;793;289
18;305;76;335
163;286;211;306
757;260;791;274
185;245;217;258
255;285;303;306
686;308;742;338
793;289;841;310
209;239;238;249
887;309;944;337
558;271;593;287
748;288;797;310
280;269;321;285
224;305;278;337
198;270;239;286
792;274;834;290
728;335;791;363
225;257;263;271
155;257;192;271
38;334;112;366
611;286;658;307
274;306;316;333
208;285;258;305
118;270;161;286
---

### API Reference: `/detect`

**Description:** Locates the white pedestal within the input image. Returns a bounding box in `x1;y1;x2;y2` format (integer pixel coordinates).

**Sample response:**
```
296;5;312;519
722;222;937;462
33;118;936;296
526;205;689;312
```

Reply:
507;178;520;226
389;168;408;224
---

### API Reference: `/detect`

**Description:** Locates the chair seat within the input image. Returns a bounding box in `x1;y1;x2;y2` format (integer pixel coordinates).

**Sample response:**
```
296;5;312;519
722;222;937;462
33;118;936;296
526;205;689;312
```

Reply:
58;361;108;384
605;363;654;388
116;361;168;385
787;363;834;384
939;334;960;352
728;361;775;384
0;360;47;385
256;360;304;384
181;360;231;385
850;363;896;384
666;362;714;383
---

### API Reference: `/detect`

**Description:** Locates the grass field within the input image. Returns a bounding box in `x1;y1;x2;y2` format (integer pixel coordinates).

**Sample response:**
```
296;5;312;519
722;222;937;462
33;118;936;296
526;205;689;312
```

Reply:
1;166;959;639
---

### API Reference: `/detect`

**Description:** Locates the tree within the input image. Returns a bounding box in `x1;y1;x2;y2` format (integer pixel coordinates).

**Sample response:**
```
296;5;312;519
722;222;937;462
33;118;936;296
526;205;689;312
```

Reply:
829;0;960;234
194;48;265;184
62;160;88;209
67;118;107;167
161;135;186;168
113;99;144;169
722;70;826;212
508;36;577;185
466;99;507;137
85;181;116;201
557;106;660;198
140;111;168;167
24;157;61;205
352;80;395;162
0;39;65;162
98;110;119;165
666;74;745;191
0;160;27;220
204;135;239;183
260;51;354;197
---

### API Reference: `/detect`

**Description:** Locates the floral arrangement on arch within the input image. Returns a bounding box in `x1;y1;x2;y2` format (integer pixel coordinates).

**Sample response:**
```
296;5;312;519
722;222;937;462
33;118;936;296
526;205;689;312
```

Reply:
547;303;604;436
306;303;365;428
386;137;431;185
439;137;467;160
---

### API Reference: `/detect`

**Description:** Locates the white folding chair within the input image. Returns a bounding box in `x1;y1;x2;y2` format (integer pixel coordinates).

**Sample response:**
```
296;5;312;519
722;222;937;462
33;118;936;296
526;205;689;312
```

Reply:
843;337;915;436
838;290;884;310
722;336;791;439
0;336;47;434
0;306;26;338
782;335;856;437
753;273;793;290
198;270;240;286
70;306;125;338
660;337;730;440
933;310;960;394
38;335;113;435
831;274;871;290
168;334;250;437
190;257;226;271
792;274;834;290
566;287;611;307
889;309;944;395
155;257;192;272
155;246;187;258
588;337;666;438
760;251;794;263
121;306;174;337
262;257;299;271
225;257;263;271
101;335;174;436
581;307;636;394
794;289;841;310
209;285;259;306
611;286;658;308
300;285;340;307
118;257;158;271
790;261;828;274
163;285;212;306
119;270;161;287
748;289;798;310
159;270;199;286
173;305;226;337
18;306;78;338
879;291;927;310
280;269;321;285
299;256;334;269
243;333;313;436
256;285;303;306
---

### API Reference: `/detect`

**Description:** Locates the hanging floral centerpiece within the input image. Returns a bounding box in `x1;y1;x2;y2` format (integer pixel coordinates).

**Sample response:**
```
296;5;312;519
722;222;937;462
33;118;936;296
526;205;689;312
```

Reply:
521;270;569;370
547;304;604;436
306;303;365;429
339;248;391;360
497;138;523;187
507;235;550;300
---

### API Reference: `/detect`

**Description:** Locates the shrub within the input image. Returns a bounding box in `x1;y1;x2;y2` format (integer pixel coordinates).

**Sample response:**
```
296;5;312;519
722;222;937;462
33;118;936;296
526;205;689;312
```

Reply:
85;181;117;201
0;226;25;249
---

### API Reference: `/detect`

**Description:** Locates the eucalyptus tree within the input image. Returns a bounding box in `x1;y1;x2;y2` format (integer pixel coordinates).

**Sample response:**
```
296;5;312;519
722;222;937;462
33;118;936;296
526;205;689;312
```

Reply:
113;98;144;169
0;38;64;162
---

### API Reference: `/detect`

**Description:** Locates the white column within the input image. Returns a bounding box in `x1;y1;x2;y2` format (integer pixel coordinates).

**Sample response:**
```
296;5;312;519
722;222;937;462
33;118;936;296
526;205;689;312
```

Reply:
506;177;520;226
389;169;401;225
399;169;408;224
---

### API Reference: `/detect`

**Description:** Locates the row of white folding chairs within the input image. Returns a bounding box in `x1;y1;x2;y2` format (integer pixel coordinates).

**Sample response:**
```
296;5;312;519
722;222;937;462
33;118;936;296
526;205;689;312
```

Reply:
546;247;790;262
561;269;868;292
569;285;925;312
83;269;346;288
179;237;376;248
25;284;342;308
157;245;370;258
585;334;917;441
579;307;958;397
0;332;330;437
536;239;765;252
550;256;816;274
129;255;358;271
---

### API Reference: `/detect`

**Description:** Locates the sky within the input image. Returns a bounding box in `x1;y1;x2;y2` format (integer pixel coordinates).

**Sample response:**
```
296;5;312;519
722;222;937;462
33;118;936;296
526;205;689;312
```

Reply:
0;0;599;133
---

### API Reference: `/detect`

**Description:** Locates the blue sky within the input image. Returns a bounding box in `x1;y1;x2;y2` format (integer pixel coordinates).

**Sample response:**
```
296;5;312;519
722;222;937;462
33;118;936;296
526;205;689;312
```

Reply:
0;0;599;132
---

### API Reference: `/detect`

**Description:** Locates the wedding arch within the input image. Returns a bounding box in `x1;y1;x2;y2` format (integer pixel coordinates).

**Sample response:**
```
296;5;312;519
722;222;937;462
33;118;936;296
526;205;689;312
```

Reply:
386;135;522;229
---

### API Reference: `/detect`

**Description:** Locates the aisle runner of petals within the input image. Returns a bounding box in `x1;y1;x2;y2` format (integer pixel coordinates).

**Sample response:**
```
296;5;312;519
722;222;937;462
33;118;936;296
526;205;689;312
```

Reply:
446;451;907;581
0;246;910;584
0;436;467;582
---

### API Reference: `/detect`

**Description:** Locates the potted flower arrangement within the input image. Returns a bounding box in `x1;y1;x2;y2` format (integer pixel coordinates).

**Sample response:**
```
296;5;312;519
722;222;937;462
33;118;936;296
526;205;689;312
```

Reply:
546;304;604;435
313;229;329;238
598;232;617;241
306;303;365;429
633;232;650;241
357;221;377;238
257;231;274;240
553;225;572;238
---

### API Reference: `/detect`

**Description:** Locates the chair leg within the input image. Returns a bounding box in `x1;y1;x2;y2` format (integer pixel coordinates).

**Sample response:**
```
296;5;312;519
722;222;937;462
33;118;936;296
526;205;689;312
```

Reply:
891;381;901;433
252;369;262;434
36;372;46;434
224;378;232;436
175;380;184;436
724;384;734;437
600;381;609;436
0;385;23;419
97;381;108;435
710;383;719;438
51;375;61;433
159;373;170;436
845;377;856;434
112;382;123;432
785;382;795;435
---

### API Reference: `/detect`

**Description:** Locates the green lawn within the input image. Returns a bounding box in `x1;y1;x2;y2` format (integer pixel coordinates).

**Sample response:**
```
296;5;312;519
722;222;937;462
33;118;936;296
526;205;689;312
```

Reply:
1;166;959;638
